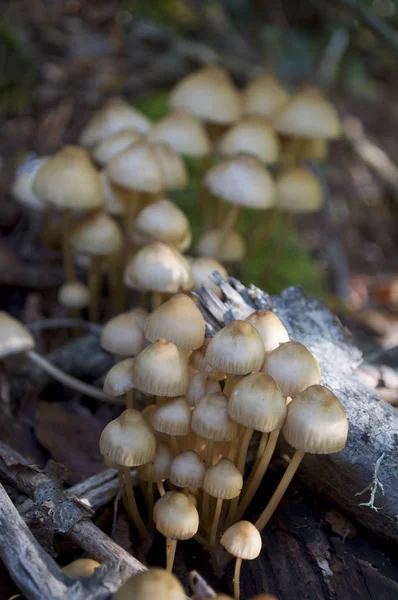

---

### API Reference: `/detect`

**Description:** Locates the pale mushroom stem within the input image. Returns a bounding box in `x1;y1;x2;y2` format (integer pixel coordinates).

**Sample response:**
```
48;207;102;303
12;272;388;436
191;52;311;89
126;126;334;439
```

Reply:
227;436;239;462
235;429;280;522
88;255;102;323
226;427;253;525
166;537;177;572
126;388;134;409
108;252;125;317
255;449;305;532
27;350;124;404
233;557;243;600
209;497;223;547
157;480;166;496
122;466;148;539
170;436;179;456
62;208;76;282
250;432;269;479
152;291;163;310
216;205;241;260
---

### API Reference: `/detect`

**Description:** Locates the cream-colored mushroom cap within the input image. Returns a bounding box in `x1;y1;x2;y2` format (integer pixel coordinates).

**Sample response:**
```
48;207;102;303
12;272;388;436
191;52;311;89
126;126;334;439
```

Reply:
203;458;243;499
276;166;322;213
103;358;135;396
192;392;238;442
243;74;290;119
170;66;242;125
57;281;89;310
205;155;276;209
153;491;199;540
245;310;289;353
135;198;190;245
175;228;192;253
169;450;206;488
70;211;123;256
149;109;211;156
108;141;163;192
99;409;156;466
274;86;341;139
0;312;35;358
32;146;103;211
133;339;189;397
112;568;186;600
137;442;173;482
145;294;205;350
217;118;280;165
190;340;227;381
100;170;131;216
186;372;221;407
229;372;286;432
205;321;265;375
262;341;321;397
101;311;146;356
62;558;101;578
282;384;348;454
221;521;262;560
196;229;246;262
12;156;48;212
152;396;191;436
190;257;228;298
124;242;193;294
151;142;188;191
79;98;151;147
93;130;142;166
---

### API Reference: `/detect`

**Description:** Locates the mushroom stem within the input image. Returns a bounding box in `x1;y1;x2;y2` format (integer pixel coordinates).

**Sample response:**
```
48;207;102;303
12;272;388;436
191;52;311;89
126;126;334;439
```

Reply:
157;480;166;496
250;432;269;478
170;436;179;456
62;208;76;282
228;436;239;462
235;429;280;522
255;449;305;532
108;252;125;317
209;497;223;547
215;204;241;260
224;374;238;397
233;556;242;600
166;537;177;572
27;349;124;404
122;466;148;539
147;481;154;517
88;255;102;322
152;291;163;310
126;388;134;409
226;427;253;525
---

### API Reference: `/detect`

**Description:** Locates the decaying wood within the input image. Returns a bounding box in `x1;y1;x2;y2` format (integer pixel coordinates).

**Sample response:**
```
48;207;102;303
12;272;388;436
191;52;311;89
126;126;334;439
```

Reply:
196;277;398;543
0;263;64;289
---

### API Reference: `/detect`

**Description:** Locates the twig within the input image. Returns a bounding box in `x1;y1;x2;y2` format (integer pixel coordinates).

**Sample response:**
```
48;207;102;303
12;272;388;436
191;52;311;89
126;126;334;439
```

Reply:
112;482;124;539
355;453;386;511
189;570;217;599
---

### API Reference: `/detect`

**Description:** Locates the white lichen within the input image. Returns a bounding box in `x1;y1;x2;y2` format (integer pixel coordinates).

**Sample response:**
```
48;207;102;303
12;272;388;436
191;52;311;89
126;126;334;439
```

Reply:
355;452;385;511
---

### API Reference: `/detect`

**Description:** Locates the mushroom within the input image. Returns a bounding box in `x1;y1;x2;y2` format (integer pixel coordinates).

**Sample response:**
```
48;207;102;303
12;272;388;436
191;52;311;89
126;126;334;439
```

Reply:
151;142;188;192
103;358;135;409
276;166;322;214
134;198;190;247
112;567;186;600
137;441;173;509
189;257;228;298
149;108;211;157
62;558;101;578
186;372;221;408
101;308;147;357
189;340;227;381
242;74;290;119
262;341;321;397
217;117;280;166
245;310;289;355
169;450;206;494
152;396;191;454
196;229;246;263
57;280;90;313
92;130;142;167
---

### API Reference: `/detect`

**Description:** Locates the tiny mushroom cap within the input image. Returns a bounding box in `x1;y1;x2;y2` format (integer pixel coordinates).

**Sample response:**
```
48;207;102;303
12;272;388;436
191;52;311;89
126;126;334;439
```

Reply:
124;242;193;294
151;142;188;191
101;310;146;356
148;108;211;156
145;293;205;350
70;211;123;257
205;320;265;375
153;491;199;540
190;340;227;381
100;170;130;216
228;372;287;432
0;311;35;358
274;85;341;139
135;198;190;245
79;97;151;148
62;558;101;578
12;156;48;212
169;450;206;488
108;141;163;193
103;358;135;396
170;66;242;125
92;130;142;166
262;341;321;397
205;155;276;210
137;441;173;482
189;257;228;298
112;568;186;600
133;339;189;397
220;521;262;560
187;372;221;407
152;396;191;436
217;117;280;165
192;392;239;442
99;409;156;466
245;310;289;353
276;166;322;213
203;457;243;499
32;146;103;211
242;73;290;119
282;384;348;454
196;229;246;262
58;281;89;310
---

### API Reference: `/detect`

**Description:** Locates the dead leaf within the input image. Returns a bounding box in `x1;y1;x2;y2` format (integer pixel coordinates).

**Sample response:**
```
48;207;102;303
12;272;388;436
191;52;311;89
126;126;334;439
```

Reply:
325;509;357;539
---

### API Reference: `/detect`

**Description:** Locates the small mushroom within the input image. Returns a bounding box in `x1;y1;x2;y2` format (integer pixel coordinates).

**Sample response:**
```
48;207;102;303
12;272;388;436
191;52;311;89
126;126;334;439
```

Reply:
245;310;289;355
103;358;135;409
220;521;262;599
196;229;247;263
92;130;142;167
152;396;191;454
57;280;90;313
169;450;205;493
262;341;321;397
217;117;280;165
149;108;211;157
112;567;185;600
186;372;221;408
137;441;173;508
62;558;101;578
189;257;228;298
242;74;290;119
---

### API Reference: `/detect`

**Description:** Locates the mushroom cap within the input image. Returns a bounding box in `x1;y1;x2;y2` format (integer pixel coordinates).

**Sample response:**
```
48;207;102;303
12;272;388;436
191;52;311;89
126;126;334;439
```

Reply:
70;211;123;256
12;156;48;212
262;341;321;397
133;339;189;397
189;340;227;381
170;66;242;125
103;358;135;396
137;441;173;482
217;117;280;165
101;310;146;356
112;568;186;600
186;372;221;407
242;74;290;119
0;311;35;358
196;229;246;262
220;521;262;560
175;228;192;253
228;372;286;432
153;491;199;540
149;108;211;156
135;198;190;245
205;321;265;375
151;142;188;191
205;155;276;209
93;130;142;167
32;146;103;211
108;141;163;192
276;166;322;213
62;558;101;578
245;310;289;353
124;242;193;294
145;293;205;350
274;86;341;139
191;392;238;442
282;384;348;454
100;170;131;216
57;281;89;310
169;450;206;488
79;97;151;147
189;257;228;298
99;409;156;466
152;396;191;436
203;457;243;499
